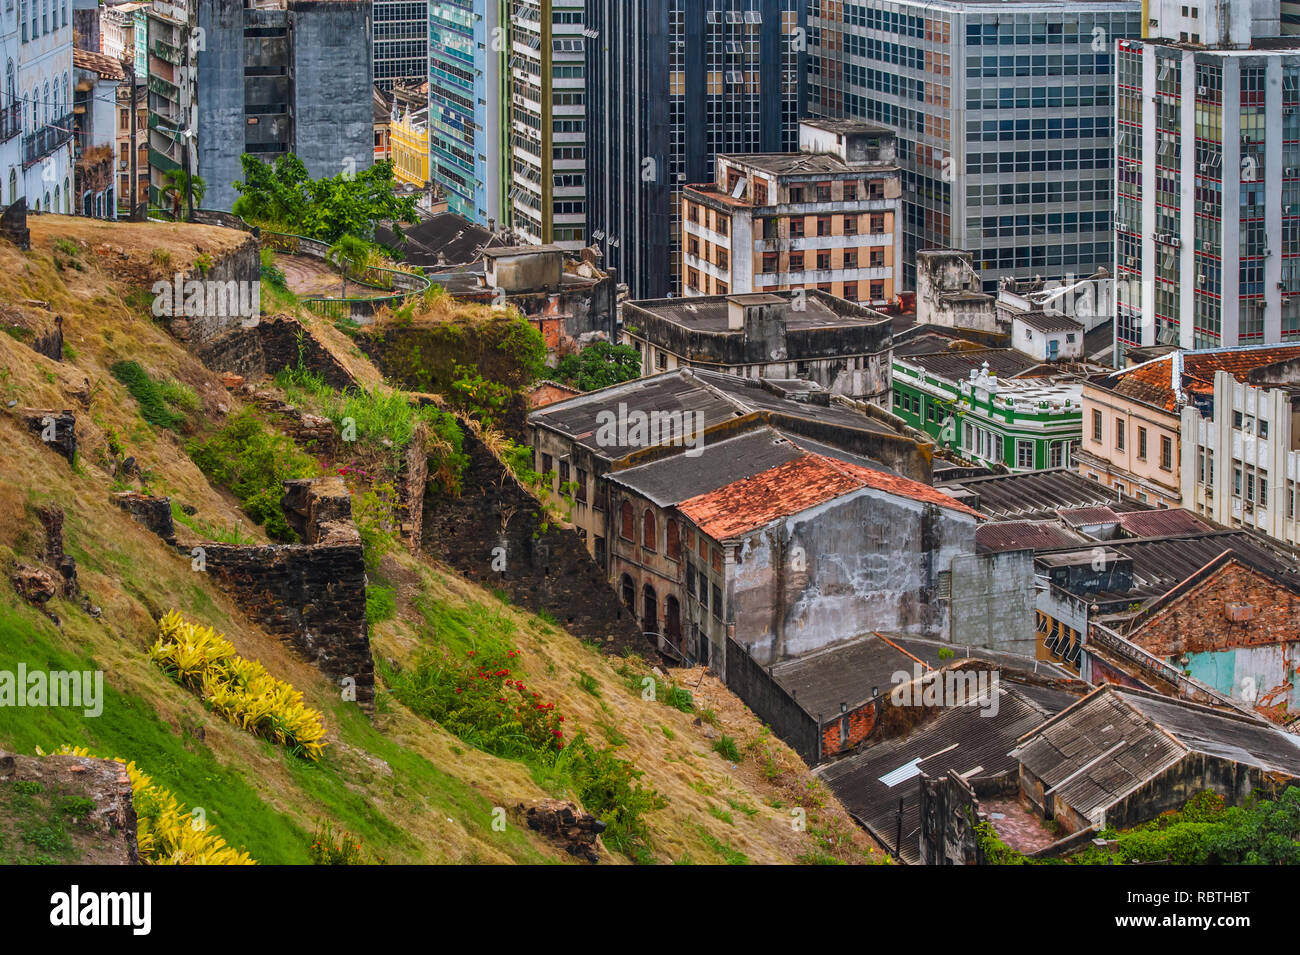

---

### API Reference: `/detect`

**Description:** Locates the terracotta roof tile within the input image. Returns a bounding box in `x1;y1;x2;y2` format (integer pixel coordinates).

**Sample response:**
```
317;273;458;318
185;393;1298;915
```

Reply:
678;453;982;541
1113;345;1300;412
73;49;127;82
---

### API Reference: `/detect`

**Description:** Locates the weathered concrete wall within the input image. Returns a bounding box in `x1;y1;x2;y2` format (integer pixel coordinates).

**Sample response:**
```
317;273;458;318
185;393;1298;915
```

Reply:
1106;752;1296;833
918;770;1019;865
723;637;820;763
421;429;645;653
1126;561;1300;717
289;0;373;185
196;0;249;213
728;489;975;665
950;549;1036;656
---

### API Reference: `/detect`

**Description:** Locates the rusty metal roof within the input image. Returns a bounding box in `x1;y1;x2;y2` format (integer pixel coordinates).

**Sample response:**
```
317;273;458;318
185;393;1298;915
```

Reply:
976;520;1090;553
1116;508;1215;539
938;468;1147;521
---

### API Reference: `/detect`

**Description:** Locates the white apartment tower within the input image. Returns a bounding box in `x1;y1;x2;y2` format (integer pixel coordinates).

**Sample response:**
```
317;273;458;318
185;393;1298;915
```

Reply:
1116;0;1300;357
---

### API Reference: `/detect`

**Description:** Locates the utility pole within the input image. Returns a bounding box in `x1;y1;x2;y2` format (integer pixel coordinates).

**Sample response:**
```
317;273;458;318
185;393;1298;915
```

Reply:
124;57;138;220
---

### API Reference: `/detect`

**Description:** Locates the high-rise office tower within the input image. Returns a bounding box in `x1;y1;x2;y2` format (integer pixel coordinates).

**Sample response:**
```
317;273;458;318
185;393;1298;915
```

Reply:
374;0;428;90
174;0;373;213
428;0;503;224
1115;0;1300;355
586;0;805;299
809;0;1140;291
503;0;587;249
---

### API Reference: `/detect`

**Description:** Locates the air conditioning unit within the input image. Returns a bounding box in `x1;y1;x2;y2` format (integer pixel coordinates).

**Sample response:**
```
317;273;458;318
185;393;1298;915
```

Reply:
1197;271;1207;283
1198;85;1208;96
1199;162;1210;172
1169;235;1181;248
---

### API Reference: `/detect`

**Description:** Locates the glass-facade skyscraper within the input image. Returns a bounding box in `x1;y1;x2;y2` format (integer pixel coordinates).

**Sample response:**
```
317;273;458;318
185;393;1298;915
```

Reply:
586;0;805;299
809;0;1140;290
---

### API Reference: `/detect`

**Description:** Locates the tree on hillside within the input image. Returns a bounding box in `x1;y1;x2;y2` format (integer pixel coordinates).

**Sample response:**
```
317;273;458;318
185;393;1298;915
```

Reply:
326;234;371;299
232;153;417;244
555;341;643;392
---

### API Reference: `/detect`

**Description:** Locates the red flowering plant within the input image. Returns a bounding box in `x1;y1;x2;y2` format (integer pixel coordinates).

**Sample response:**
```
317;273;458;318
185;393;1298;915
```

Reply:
393;649;566;763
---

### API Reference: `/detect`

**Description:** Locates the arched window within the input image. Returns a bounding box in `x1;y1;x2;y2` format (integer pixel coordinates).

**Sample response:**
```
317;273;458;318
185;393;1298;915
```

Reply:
642;509;656;550
619;500;634;541
62;75;69;115
8;171;16;207
43;82;49;123
619;574;635;611
665;520;680;561
53;184;59;212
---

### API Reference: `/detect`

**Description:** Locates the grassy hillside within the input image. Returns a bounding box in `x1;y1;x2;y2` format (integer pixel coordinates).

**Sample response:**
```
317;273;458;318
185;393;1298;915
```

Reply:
0;216;882;865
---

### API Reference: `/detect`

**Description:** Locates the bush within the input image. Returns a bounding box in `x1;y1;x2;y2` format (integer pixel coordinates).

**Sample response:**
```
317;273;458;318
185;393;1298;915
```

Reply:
389;649;565;761
562;736;666;860
275;367;467;492
150;611;328;760
713;735;741;763
555;342;643;392
387;647;666;861
308;820;375;864
365;584;396;625
38;745;255;864
111;360;197;432
187;408;321;540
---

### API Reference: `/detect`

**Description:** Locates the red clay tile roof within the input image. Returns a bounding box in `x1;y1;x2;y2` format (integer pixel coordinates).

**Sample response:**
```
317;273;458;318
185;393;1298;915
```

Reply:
1114;346;1300;412
73;49;127;82
678;453;982;541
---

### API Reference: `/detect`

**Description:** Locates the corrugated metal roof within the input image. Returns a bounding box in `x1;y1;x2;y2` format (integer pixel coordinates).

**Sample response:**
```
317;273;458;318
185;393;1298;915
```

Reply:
769;634;929;719
818;687;1066;863
605;428;804;507
1056;505;1121;527
938;469;1147;521
900;347;1043;381
1010;689;1187;818
1116;508;1215;539
1012;687;1300;819
976;520;1090;553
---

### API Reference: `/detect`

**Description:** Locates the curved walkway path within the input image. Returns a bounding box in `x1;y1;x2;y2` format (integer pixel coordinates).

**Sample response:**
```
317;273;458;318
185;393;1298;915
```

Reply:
276;253;346;298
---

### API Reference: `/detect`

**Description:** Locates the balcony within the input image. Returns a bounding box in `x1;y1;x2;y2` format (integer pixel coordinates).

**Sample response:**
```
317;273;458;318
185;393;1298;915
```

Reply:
152;39;183;65
148;74;179;100
0;102;20;142
23;114;74;168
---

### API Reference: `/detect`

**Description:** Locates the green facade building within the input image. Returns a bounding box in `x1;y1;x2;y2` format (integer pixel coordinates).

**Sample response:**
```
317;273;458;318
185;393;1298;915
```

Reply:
891;347;1083;472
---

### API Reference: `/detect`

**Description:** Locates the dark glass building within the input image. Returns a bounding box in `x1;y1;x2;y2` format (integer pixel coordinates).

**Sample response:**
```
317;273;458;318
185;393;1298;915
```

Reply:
586;0;805;299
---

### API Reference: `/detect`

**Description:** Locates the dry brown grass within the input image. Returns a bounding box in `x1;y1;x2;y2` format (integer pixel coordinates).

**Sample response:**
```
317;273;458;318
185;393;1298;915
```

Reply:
0;220;883;865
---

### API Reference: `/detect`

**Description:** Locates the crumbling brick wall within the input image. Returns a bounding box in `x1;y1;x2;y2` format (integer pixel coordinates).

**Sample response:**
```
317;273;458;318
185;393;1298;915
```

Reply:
422;429;644;653
194;315;356;390
1128;560;1300;657
199;478;374;711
